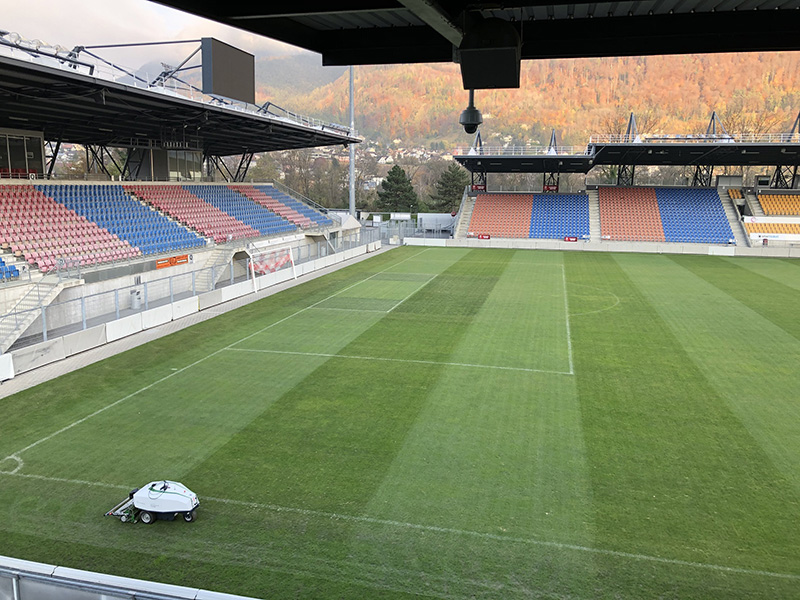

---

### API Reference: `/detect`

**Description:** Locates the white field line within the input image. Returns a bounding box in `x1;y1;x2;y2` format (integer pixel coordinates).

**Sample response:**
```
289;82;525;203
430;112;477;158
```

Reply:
2;470;798;583
310;273;438;315
1;248;433;471
561;264;575;375
1;347;230;474
310;307;391;314
387;274;438;313
567;283;622;317
225;347;574;376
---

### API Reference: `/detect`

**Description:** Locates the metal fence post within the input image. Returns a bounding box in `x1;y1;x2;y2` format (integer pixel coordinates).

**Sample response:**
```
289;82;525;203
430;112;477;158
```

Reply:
41;306;47;342
81;296;87;330
169;275;174;304
192;270;196;296
230;258;234;286
144;282;149;310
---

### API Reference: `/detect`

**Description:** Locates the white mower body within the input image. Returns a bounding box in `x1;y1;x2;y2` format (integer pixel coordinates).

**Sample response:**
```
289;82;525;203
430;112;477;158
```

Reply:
133;481;198;513
106;480;199;524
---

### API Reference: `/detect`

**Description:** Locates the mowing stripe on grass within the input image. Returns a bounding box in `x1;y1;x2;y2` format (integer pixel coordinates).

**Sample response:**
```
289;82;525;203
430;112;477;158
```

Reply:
570;252;800;577
1;248;433;473
224;346;573;375
724;256;800;293
620;254;800;496
2;469;797;582
1;346;228;475
356;251;593;597
670;254;800;342
203;494;800;582
183;249;516;514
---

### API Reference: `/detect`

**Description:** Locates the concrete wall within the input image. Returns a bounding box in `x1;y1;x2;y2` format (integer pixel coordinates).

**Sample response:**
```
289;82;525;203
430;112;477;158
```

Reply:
0;555;258;600
407;236;800;258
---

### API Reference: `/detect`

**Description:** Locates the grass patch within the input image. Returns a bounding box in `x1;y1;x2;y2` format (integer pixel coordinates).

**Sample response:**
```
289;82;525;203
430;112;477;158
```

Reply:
1;247;799;599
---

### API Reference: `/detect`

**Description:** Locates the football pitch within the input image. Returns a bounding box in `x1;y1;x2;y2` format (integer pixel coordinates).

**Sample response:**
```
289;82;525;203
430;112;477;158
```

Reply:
1;246;799;599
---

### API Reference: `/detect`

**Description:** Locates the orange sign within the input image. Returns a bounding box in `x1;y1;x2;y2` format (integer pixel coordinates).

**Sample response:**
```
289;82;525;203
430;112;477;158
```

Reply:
156;254;189;269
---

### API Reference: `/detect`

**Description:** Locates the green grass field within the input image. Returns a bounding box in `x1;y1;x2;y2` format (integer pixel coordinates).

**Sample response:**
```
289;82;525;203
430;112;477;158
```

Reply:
1;246;799;599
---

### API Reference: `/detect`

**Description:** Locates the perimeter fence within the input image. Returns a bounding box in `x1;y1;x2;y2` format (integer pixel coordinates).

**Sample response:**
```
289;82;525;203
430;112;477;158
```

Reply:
4;228;378;352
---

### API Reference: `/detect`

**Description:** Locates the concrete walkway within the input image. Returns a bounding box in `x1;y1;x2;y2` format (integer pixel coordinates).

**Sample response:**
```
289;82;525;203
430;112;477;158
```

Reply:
0;245;394;399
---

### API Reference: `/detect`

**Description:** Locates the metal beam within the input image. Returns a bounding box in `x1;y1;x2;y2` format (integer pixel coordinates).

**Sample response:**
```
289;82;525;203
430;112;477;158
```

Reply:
396;0;464;47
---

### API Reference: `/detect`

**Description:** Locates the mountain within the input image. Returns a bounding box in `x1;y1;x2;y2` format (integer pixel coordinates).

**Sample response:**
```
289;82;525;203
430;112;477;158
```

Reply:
257;53;347;97
256;52;800;149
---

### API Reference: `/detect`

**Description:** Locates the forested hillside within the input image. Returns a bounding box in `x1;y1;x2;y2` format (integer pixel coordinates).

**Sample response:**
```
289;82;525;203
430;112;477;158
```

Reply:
257;52;800;147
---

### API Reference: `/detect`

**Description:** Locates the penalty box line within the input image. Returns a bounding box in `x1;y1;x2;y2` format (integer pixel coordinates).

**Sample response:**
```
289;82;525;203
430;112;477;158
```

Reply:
1;470;798;583
225;347;574;376
308;273;438;315
1;248;434;473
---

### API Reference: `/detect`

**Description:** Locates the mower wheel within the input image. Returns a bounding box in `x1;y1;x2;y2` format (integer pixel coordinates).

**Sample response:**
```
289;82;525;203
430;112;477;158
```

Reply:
183;510;196;523
139;511;155;525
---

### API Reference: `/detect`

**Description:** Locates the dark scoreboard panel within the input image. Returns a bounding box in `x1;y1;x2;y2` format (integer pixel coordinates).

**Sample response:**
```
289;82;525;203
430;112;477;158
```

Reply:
201;38;255;105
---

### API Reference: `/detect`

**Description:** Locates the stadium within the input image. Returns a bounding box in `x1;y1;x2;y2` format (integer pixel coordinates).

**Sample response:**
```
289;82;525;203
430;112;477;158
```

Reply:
1;2;800;599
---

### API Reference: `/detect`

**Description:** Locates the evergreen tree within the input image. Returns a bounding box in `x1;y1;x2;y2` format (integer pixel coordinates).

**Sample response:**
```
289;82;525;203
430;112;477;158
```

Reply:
429;162;470;212
376;164;418;211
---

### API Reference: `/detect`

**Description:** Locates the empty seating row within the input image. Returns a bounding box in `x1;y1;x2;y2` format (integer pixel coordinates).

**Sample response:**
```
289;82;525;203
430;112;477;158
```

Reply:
0;185;140;272
469;194;535;238
598;187;733;244
0;182;333;275
0;257;20;281
529;194;589;239
743;222;800;235
758;193;800;216
184;185;296;237
655;188;734;244
238;185;315;228
39;184;206;256
125;185;261;244
599;187;666;242
254;186;334;227
468;193;590;239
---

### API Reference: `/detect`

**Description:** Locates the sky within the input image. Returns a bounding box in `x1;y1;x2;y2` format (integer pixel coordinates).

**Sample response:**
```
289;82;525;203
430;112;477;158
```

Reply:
3;0;308;69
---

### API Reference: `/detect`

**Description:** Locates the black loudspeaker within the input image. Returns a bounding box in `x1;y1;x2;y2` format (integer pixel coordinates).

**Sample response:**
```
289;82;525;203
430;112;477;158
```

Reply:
457;18;521;90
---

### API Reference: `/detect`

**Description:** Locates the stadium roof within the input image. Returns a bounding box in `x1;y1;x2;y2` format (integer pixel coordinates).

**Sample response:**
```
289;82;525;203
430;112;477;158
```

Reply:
151;1;800;88
453;134;800;174
0;51;358;156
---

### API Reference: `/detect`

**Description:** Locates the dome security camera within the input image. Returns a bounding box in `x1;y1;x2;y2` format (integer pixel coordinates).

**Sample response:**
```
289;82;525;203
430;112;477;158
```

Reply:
459;90;482;135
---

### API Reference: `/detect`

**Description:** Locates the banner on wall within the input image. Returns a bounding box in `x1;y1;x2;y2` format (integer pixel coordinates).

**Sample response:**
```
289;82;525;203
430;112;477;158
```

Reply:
156;254;190;269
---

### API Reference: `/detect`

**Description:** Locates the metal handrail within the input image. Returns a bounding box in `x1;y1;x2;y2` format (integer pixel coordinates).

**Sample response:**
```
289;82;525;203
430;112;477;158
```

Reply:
0;275;60;351
452;145;592;156
267;181;343;227
589;133;800;144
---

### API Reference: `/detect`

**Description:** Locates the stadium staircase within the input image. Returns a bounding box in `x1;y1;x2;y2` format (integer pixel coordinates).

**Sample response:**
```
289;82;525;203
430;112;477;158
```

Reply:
718;190;748;247
744;191;766;217
587;189;601;240
455;196;476;238
196;246;238;292
0;277;73;354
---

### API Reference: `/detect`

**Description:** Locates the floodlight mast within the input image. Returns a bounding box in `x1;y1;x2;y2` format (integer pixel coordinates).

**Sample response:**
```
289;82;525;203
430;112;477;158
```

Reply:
349;65;356;217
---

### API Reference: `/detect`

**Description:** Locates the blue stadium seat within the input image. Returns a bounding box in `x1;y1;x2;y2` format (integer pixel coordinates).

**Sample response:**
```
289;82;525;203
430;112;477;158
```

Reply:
528;194;590;239
183;185;297;236
655;188;734;244
38;184;206;256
